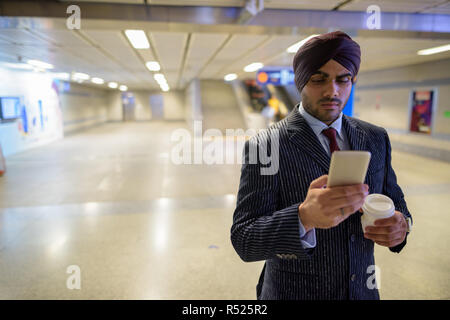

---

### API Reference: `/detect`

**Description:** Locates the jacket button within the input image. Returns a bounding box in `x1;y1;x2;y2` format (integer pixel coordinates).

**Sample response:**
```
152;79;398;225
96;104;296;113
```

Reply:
351;274;356;282
350;234;356;242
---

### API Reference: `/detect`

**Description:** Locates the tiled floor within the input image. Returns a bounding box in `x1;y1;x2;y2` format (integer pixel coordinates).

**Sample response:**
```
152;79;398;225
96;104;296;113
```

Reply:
0;121;449;299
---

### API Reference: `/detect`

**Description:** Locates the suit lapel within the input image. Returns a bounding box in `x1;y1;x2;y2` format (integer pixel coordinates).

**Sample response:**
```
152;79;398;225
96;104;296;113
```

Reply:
286;108;369;172
287;107;331;171
342;115;368;152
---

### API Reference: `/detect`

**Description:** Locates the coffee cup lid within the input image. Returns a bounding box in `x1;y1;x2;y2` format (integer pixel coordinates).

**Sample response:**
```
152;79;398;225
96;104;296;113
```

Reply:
363;194;394;216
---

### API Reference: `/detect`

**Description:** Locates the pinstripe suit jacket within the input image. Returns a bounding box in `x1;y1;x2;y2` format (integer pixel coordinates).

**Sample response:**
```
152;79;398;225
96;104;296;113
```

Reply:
231;107;412;300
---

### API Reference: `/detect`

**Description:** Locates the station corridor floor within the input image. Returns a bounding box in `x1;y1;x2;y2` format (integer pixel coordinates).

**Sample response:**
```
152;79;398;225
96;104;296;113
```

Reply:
0;121;449;299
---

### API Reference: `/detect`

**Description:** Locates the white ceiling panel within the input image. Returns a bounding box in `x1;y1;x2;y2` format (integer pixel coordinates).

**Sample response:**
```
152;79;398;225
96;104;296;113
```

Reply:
80;30;128;48
200;65;225;79
64;46;121;71
356;37;450;71
0;44;55;59
219;35;302;75
201;34;269;78
164;71;178;87
109;49;144;71
150;32;187;73
32;30;90;47
211;34;269;62
0;29;48;45
81;30;145;72
131;70;158;84
135;48;155;62
182;32;229;82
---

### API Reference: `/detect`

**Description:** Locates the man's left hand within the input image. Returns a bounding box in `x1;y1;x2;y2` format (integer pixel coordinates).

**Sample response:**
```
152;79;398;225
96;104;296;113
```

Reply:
363;211;407;248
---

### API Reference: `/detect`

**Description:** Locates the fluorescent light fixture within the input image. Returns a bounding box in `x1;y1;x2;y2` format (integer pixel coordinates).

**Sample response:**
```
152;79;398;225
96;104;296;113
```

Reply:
108;82;118;89
119;85;128;91
417;44;450;56
52;72;70;80
244;62;263;72
154;73;166;83
146;61;161;71
27;59;54;69
160;82;170;92
125;30;150;49
72;72;90;80
224;73;237;81
91;77;104;84
286;34;320;53
1;62;34;70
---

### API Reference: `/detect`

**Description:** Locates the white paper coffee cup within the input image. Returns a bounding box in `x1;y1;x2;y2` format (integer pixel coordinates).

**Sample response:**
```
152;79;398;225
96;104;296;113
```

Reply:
361;194;395;231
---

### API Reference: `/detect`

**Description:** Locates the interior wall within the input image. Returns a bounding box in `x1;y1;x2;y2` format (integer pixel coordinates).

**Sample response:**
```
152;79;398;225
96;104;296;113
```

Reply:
200;79;246;132
0;68;121;157
0;68;63;157
108;89;186;121
59;82;111;134
163;91;185;120
354;58;450;137
107;91;123;122
184;78;202;132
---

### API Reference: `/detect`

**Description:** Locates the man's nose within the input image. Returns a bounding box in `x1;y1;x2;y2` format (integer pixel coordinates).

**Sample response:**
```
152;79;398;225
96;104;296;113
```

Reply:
323;80;339;98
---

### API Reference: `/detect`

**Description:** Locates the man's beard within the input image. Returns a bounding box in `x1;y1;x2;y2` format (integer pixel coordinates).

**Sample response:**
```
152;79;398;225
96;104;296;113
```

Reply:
301;93;345;124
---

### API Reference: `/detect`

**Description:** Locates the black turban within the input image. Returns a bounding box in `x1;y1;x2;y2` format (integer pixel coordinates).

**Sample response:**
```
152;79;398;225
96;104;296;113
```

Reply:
293;31;361;92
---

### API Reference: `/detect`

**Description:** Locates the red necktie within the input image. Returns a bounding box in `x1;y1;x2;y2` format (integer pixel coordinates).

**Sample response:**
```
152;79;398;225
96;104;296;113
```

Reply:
322;128;340;154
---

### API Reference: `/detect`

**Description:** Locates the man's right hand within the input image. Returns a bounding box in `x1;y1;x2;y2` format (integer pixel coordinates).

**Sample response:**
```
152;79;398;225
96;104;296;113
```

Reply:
298;175;369;232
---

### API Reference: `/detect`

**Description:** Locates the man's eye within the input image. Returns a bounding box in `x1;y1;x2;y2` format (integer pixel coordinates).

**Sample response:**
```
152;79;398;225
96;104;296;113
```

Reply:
338;77;351;83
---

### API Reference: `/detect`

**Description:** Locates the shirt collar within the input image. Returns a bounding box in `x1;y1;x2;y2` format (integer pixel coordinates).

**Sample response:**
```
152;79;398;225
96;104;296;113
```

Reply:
298;102;344;139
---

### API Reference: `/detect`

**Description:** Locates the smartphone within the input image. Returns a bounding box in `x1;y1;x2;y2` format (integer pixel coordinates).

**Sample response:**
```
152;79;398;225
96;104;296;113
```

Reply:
327;151;371;187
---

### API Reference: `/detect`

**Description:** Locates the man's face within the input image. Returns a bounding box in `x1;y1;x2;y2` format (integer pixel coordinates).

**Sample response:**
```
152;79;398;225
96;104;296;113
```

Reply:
301;59;353;125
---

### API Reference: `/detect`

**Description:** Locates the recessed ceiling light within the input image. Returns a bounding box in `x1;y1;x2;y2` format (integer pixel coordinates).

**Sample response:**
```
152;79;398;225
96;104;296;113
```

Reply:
91;77;104;84
160;83;170;92
146;61;161;71
119;85;128;91
72;72;90;80
244;63;263;72
286;34;319;53
27;59;54;69
417;44;450;55
52;72;70;81
224;73;237;81
125;30;150;49
108;82;118;89
153;73;166;83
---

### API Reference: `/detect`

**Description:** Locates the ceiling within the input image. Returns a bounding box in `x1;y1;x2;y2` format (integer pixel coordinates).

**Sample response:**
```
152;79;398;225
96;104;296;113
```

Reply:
0;0;449;91
69;0;450;14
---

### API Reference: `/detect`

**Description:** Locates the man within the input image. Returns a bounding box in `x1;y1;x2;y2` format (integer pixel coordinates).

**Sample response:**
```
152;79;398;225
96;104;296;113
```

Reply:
230;31;412;300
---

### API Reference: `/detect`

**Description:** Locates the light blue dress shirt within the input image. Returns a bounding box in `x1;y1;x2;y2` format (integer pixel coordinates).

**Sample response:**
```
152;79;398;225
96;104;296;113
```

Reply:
297;102;351;248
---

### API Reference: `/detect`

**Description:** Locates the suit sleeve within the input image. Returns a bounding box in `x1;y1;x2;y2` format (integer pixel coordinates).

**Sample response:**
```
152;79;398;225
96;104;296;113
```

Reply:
382;130;413;253
230;136;314;262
